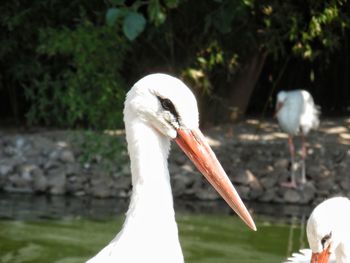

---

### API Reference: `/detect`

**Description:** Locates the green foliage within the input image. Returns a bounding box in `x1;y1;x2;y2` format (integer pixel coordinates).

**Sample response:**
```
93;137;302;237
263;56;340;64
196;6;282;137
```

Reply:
78;130;127;172
290;1;349;60
106;4;147;41
0;0;349;126
105;0;180;40
254;1;350;60
25;17;128;129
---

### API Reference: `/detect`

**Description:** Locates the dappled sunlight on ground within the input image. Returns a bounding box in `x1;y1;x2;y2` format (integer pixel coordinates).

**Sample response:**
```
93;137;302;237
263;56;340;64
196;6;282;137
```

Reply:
205;117;350;146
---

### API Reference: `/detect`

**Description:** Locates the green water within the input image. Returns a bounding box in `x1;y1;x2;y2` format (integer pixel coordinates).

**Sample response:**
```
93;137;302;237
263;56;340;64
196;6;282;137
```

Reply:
0;214;307;263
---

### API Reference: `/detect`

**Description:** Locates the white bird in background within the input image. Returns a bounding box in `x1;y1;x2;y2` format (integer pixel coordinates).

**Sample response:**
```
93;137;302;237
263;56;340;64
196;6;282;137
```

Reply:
275;90;320;188
284;197;350;263
86;73;256;263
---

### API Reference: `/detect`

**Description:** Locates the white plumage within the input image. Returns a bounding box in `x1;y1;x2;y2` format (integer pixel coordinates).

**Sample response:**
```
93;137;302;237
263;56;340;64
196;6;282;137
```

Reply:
86;73;256;263
275;90;320;187
284;197;350;263
276;90;319;135
284;248;336;263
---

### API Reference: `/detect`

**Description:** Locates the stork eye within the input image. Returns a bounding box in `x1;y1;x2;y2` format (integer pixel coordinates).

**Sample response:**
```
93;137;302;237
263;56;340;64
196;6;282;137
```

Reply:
321;232;332;248
156;95;181;125
160;98;173;111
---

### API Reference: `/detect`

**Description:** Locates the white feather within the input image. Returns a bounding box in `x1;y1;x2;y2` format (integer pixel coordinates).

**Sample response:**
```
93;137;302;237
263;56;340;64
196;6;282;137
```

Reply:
276;90;320;135
283;248;336;263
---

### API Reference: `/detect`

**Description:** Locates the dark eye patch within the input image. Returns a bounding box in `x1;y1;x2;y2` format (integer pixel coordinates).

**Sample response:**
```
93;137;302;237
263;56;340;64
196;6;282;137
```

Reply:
160;98;174;111
321;232;332;248
156;96;180;125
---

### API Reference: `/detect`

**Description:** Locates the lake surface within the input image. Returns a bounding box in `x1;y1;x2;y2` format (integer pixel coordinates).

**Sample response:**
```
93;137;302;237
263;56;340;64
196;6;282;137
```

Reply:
0;194;310;263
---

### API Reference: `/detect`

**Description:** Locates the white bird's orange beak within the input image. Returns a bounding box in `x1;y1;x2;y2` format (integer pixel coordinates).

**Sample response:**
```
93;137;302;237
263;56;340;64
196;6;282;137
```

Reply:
175;128;257;231
311;245;331;263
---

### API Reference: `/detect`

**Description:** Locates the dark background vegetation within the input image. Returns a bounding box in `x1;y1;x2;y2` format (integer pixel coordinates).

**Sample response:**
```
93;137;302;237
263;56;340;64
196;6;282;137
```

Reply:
0;0;349;129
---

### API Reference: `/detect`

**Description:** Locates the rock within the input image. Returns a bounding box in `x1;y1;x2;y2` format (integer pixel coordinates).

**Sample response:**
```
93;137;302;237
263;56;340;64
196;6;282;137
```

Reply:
338;169;350;191
171;173;193;197
283;189;301;203
231;169;256;185
15;137;26;149
19;164;37;179
44;159;61;170
172;150;187;165
7;172;33;191
180;164;195;173
113;173;131;190
49;150;60;160
0;164;13;176
300;182;316;204
60;150;75;163
249;179;264;200
120;164;131;176
195;185;219;200
3;146;17;157
256;165;274;177
168;163;181;175
36;137;56;156
236;185;250;200
47;168;66;195
259;188;276;202
274;158;289;171
31;168;47;192
260;175;278;189
316;175;334;192
65;163;80;175
91;185;111;198
90;172;114;198
66;174;85;194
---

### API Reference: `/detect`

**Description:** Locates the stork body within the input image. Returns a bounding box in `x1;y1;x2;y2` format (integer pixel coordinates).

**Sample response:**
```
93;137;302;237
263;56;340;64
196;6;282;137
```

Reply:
284;197;350;263
275;90;320;187
86;73;256;263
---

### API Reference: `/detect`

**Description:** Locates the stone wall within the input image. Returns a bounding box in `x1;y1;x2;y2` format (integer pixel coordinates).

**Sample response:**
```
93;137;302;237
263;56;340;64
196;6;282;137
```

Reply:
1;118;349;205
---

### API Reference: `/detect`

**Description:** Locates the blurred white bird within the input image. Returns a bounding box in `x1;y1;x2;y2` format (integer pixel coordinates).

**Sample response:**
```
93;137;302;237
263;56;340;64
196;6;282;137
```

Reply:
86;73;256;263
275;90;320;187
284;197;350;263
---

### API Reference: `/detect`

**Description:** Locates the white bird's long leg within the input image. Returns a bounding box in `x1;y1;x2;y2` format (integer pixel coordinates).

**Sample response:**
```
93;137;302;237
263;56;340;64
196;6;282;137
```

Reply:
300;133;307;184
289;136;297;187
281;135;297;188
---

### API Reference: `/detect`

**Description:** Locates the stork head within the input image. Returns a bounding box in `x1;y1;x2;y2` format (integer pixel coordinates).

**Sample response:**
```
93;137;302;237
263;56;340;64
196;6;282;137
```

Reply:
307;197;350;262
125;73;199;139
274;91;288;117
125;73;256;231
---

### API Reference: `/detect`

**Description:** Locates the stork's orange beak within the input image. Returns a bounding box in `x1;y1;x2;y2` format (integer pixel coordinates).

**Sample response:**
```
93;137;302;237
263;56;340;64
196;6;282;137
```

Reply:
175;128;257;231
311;245;331;263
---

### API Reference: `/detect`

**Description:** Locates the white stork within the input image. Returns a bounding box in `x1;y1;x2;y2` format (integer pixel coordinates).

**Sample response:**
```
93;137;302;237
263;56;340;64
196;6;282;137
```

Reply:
275;90;320;187
284;197;350;263
86;73;256;263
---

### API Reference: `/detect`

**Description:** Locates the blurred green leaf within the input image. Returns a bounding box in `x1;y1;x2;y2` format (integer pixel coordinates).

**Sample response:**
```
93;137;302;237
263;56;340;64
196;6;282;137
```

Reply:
148;0;166;26
106;8;121;26
123;12;146;41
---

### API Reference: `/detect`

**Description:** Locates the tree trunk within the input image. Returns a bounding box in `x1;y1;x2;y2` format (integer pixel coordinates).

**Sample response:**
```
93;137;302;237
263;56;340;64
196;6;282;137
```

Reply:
228;49;267;121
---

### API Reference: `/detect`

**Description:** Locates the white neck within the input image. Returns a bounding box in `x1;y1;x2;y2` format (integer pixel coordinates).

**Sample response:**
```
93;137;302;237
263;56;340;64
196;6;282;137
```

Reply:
125;113;174;219
110;110;183;262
